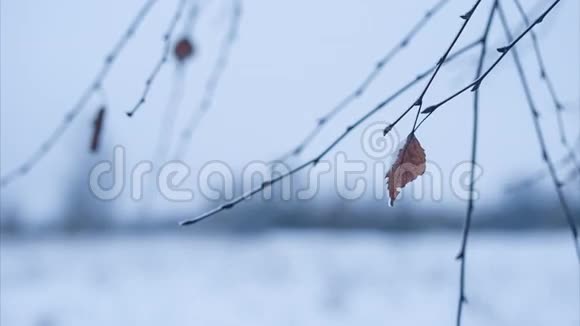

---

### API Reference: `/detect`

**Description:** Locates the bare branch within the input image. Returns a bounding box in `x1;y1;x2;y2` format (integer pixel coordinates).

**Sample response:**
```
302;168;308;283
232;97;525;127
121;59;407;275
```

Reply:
407;0;563;132
506;144;580;192
381;0;486;135
126;0;189;117
456;2;497;326
180;39;482;226
512;0;580;178
153;2;203;162
270;0;451;163
408;0;483;132
173;0;242;160
495;1;579;261
0;0;158;188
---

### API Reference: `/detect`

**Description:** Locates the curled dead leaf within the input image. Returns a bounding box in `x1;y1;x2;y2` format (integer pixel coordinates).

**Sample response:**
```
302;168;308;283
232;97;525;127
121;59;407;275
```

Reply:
385;133;426;206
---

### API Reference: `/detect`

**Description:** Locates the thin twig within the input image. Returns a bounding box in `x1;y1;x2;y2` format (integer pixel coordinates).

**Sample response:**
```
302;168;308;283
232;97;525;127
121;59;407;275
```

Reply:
183;0;203;35
270;0;452;163
0;0;158;188
126;0;189;117
383;0;482;208
381;0;484;137
512;0;580;177
154;2;203;162
495;1;579;261
407;0;483;132
456;2;497;326
173;0;242;159
403;0;563;132
506;146;580;192
180;39;482;226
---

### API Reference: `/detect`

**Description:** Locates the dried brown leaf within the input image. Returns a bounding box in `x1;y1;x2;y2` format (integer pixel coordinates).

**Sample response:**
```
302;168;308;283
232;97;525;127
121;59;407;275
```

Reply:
385;133;426;206
90;106;106;153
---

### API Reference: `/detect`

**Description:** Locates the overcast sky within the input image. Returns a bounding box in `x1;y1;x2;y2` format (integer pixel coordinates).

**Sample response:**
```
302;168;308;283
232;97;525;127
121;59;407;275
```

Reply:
1;0;578;222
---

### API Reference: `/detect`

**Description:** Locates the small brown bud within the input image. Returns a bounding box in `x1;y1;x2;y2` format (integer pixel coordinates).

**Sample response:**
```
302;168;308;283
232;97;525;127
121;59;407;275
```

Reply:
174;38;194;62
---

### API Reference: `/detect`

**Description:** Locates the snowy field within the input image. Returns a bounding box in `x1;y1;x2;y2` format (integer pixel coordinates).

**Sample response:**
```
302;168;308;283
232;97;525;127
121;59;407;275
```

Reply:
1;231;578;326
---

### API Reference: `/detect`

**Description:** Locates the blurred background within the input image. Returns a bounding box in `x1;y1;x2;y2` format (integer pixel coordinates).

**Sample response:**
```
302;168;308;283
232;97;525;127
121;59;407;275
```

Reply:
1;0;579;325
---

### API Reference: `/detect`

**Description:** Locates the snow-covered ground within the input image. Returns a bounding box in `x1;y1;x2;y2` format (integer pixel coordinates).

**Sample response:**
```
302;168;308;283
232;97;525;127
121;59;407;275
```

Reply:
1;231;578;326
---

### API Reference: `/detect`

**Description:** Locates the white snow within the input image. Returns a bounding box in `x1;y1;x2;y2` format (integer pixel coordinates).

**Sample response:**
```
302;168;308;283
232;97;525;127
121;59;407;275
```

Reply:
1;231;578;326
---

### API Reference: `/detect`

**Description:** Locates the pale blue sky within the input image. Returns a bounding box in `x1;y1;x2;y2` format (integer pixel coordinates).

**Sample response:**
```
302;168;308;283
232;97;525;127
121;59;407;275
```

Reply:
1;0;578;221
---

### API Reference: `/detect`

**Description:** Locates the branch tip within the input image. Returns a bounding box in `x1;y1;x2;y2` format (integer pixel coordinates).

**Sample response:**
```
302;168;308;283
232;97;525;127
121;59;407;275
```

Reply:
383;124;393;136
